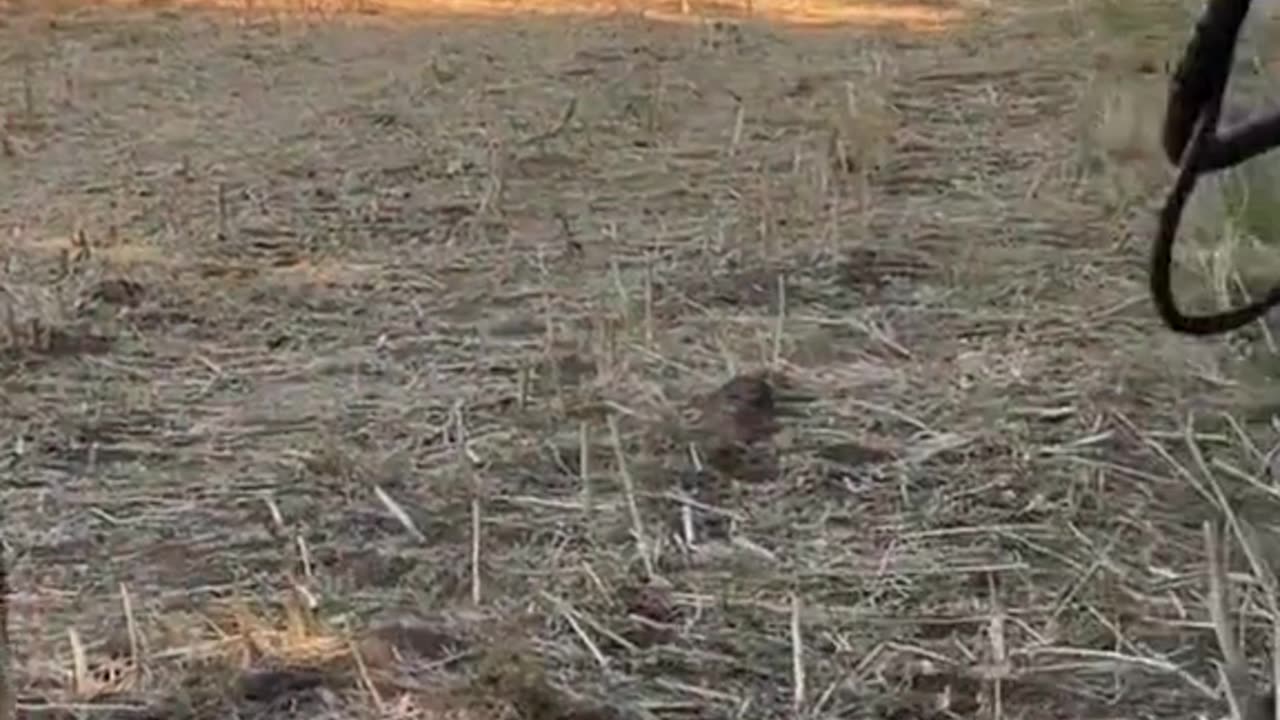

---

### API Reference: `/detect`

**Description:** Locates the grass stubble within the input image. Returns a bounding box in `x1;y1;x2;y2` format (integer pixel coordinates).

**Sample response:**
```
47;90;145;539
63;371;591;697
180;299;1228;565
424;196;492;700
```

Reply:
4;0;1280;718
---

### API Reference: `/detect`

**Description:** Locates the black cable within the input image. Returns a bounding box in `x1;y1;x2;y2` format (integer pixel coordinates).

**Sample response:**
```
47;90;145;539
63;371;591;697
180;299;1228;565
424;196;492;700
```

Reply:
1152;0;1280;334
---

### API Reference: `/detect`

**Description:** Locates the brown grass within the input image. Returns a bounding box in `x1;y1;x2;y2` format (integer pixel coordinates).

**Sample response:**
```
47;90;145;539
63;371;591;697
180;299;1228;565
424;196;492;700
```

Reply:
5;0;968;32
4;0;1280;717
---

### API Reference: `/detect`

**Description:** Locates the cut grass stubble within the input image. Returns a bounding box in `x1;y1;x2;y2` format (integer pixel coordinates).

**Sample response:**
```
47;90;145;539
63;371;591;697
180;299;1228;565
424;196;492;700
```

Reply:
5;0;1280;718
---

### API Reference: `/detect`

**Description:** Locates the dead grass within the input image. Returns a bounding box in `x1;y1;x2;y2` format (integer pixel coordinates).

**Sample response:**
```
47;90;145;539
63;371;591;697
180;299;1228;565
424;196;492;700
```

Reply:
3;0;970;33
3;0;1280;718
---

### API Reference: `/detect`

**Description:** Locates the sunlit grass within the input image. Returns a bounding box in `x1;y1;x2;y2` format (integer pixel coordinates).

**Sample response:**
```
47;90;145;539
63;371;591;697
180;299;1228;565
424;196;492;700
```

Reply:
36;0;969;31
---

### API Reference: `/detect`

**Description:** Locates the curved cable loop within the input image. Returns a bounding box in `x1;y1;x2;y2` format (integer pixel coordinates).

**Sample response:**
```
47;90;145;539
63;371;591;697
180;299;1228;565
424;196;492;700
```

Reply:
1152;0;1280;334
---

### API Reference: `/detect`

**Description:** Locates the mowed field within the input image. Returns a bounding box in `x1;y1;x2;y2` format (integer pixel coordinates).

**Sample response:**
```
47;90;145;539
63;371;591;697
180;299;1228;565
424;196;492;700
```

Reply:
4;0;1280;717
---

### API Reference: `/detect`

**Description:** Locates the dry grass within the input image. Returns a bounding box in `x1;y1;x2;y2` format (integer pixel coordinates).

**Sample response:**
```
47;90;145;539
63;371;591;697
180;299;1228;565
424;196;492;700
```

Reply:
4;0;1280;718
3;0;968;32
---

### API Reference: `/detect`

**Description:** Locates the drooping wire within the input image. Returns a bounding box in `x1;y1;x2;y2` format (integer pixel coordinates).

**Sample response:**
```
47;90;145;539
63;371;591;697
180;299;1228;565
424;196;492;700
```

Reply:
1151;0;1280;334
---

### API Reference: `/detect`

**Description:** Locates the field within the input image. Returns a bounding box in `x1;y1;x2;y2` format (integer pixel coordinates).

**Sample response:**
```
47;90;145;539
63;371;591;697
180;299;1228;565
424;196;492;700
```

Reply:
5;0;1280;717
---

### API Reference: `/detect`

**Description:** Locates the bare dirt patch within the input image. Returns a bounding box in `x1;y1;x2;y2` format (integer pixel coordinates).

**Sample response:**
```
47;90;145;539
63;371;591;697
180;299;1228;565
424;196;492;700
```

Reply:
2;0;1279;718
